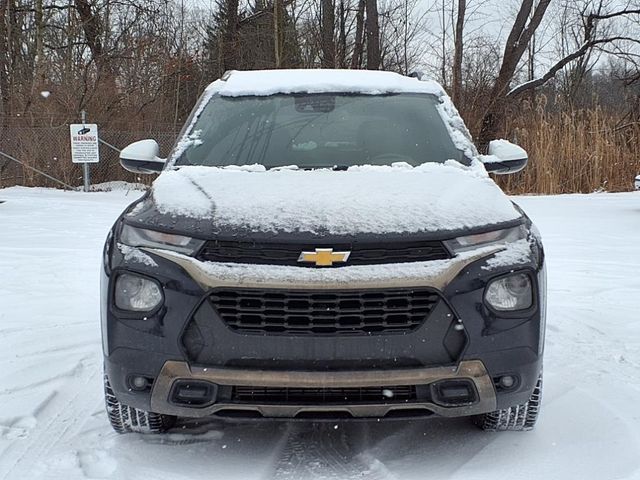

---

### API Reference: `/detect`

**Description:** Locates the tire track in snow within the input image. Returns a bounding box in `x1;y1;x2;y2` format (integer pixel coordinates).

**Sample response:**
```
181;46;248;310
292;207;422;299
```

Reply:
271;423;394;480
0;355;91;395
0;359;103;479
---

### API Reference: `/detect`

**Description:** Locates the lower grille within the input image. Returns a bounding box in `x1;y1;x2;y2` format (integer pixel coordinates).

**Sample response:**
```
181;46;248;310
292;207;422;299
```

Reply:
232;386;417;404
209;288;440;335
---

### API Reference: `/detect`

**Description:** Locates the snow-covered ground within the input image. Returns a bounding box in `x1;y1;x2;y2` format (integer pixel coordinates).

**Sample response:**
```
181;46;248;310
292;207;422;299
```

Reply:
1;186;639;480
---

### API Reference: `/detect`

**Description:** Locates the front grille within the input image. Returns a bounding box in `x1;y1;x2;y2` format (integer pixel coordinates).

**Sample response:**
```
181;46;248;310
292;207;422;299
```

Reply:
232;385;417;404
209;288;440;335
197;240;450;266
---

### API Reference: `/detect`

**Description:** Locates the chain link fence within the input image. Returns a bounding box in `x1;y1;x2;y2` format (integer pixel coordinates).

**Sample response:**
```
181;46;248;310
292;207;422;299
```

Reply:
0;117;180;190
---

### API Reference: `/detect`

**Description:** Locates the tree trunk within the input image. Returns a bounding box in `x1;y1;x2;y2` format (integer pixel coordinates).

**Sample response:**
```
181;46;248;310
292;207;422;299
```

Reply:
337;0;347;68
440;0;446;86
351;0;365;69
274;0;281;68
320;0;335;68
222;0;239;71
22;0;45;114
34;0;44;81
74;0;115;83
452;0;466;105
0;0;10;116
365;0;380;70
478;0;551;149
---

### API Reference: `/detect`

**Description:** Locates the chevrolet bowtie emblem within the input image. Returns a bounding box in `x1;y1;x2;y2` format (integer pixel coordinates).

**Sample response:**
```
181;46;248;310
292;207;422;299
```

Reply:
298;248;351;267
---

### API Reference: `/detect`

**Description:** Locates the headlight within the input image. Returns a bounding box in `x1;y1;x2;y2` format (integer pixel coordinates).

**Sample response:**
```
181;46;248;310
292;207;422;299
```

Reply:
445;225;527;253
484;273;532;311
120;224;205;255
115;273;163;312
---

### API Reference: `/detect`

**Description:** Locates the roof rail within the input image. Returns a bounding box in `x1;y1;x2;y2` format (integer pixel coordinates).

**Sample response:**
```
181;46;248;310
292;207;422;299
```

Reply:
408;71;426;80
221;70;237;81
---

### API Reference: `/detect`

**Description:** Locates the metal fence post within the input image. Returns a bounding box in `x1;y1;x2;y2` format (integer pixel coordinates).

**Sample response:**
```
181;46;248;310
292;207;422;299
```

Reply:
81;109;90;192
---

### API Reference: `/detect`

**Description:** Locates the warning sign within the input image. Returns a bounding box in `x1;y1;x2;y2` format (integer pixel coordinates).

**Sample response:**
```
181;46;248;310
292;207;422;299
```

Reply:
70;124;100;163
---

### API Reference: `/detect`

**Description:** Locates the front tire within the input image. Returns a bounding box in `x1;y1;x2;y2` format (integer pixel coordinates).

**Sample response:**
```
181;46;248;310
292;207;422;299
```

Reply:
104;374;176;434
473;373;542;431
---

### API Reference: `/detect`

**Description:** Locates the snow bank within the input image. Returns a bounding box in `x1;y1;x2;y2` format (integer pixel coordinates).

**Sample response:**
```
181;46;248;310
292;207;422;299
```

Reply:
151;163;521;234
86;181;148;192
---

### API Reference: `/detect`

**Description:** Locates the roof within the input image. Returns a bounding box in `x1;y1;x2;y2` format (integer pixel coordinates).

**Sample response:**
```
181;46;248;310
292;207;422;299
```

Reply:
206;69;446;97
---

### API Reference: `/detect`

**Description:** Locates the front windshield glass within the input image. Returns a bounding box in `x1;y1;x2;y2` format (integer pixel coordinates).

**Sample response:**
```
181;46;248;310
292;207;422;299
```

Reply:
174;93;465;168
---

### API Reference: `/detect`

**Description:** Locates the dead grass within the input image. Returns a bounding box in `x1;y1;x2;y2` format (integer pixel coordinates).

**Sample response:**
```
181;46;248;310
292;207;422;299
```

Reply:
497;103;640;194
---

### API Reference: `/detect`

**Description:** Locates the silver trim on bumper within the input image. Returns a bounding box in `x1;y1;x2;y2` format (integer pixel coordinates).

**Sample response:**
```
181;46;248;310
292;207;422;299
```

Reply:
147;247;501;291
150;360;497;418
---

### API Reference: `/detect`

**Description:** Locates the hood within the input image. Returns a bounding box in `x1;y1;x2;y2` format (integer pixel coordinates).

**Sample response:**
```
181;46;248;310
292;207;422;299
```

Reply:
129;162;521;238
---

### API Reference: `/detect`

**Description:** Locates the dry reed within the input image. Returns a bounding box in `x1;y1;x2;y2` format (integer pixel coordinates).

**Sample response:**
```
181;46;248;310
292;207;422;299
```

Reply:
497;104;640;194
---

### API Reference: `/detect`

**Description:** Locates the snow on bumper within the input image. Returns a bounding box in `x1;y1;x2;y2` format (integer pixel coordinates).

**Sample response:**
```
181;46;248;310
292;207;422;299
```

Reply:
145;245;503;291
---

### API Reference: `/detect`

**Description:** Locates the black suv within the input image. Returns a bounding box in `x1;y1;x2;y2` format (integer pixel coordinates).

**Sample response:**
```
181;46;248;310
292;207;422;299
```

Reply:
102;69;545;434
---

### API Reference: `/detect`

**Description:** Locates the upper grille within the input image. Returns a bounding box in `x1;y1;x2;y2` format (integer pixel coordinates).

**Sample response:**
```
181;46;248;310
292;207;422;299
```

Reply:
196;240;450;266
232;385;417;404
209;288;440;335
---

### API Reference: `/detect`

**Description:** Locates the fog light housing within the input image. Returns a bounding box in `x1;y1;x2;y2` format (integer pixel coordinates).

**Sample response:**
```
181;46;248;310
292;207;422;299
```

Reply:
430;380;478;407
128;375;152;391
494;374;520;391
115;273;163;312
170;380;217;407
484;272;532;311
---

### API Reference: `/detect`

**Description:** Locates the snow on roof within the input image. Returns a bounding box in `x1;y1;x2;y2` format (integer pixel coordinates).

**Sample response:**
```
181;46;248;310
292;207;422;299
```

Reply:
208;69;446;97
151;162;521;235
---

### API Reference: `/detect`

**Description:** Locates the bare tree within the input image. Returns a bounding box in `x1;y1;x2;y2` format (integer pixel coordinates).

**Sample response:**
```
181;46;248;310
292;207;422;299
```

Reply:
351;0;365;68
222;0;239;71
508;4;640;99
274;0;281;67
365;0;380;69
452;0;466;104
336;0;347;67
478;0;552;147
74;0;112;81
321;0;335;67
0;0;10;115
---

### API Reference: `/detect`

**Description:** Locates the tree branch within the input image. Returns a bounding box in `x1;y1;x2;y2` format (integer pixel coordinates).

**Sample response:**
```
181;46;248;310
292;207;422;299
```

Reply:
588;9;640;20
507;36;640;98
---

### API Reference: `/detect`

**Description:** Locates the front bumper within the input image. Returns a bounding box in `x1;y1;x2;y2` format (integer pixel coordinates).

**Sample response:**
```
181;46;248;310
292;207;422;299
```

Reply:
149;359;496;418
102;230;545;420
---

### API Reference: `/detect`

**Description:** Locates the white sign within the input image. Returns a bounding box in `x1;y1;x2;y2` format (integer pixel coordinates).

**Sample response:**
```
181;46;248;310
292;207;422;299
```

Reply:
70;124;100;163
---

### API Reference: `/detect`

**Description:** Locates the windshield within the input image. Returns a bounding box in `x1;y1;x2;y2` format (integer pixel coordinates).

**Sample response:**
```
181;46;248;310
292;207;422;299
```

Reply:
174;93;465;168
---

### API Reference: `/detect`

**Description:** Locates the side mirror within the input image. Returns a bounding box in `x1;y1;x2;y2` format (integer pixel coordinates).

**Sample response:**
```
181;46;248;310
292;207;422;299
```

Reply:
482;140;528;175
120;139;166;174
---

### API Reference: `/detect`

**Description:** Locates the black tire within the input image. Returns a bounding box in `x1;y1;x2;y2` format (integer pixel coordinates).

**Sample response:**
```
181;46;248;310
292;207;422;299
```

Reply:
473;373;543;432
104;374;176;434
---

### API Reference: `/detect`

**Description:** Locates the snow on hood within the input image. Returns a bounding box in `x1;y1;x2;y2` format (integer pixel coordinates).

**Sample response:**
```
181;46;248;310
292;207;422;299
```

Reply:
151;162;521;235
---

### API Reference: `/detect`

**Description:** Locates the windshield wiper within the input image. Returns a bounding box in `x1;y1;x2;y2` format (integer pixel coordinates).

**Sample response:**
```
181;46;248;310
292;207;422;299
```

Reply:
298;165;350;171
